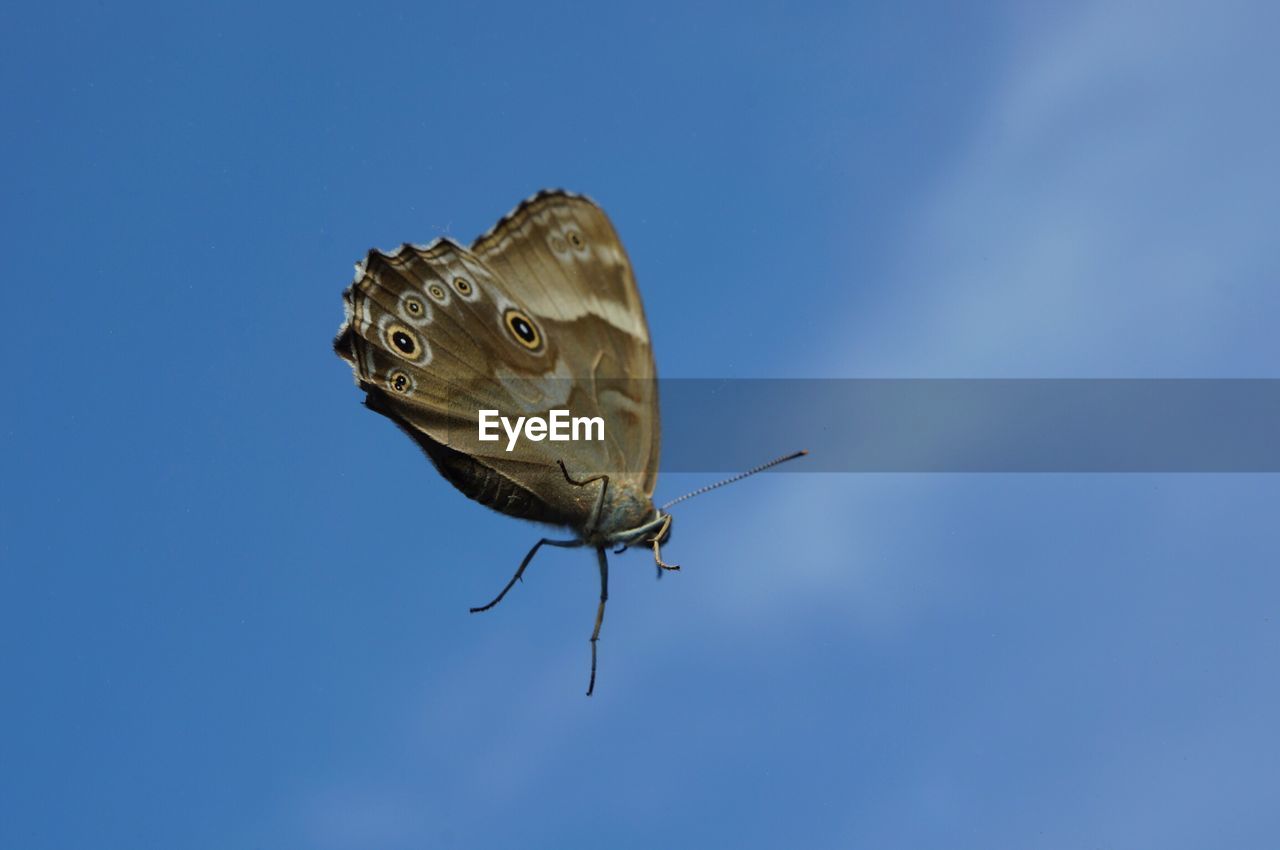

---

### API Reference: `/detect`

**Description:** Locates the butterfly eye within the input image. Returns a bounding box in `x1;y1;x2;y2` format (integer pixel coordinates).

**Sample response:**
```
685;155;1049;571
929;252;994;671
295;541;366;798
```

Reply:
566;230;585;250
385;323;421;358
504;309;543;351
427;283;447;302
388;370;412;394
452;277;473;297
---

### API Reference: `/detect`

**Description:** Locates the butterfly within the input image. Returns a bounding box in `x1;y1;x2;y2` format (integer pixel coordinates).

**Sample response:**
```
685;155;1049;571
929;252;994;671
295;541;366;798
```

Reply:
334;190;802;694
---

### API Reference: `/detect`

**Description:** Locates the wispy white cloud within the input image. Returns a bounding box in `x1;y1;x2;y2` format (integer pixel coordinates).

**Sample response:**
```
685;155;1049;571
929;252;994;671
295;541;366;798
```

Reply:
829;0;1279;378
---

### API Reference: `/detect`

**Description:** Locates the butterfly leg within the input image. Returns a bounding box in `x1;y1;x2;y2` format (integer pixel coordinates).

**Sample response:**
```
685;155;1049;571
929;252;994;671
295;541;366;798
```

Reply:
557;460;610;536
469;537;580;614
587;546;609;696
650;513;680;573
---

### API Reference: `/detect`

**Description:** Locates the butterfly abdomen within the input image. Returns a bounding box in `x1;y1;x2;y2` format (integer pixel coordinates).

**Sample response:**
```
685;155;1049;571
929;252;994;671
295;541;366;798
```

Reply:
425;439;573;523
365;388;581;526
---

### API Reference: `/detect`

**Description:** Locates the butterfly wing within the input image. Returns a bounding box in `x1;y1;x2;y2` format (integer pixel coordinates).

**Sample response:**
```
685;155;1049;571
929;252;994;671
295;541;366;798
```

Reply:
335;191;660;532
474;191;660;496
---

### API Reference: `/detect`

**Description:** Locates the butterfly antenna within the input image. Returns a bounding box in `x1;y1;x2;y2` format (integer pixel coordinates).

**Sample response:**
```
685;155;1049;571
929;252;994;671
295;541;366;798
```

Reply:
660;450;808;511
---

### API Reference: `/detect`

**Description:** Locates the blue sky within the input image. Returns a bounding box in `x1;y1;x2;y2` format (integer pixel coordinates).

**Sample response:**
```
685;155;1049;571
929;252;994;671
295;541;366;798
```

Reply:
2;1;1278;848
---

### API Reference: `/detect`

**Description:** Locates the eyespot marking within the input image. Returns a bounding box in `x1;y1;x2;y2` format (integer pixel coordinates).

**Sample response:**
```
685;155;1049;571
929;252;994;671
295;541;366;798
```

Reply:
503;308;543;351
385;323;420;358
427;283;448;302
400;294;428;322
452;277;473;297
566;229;585;250
388;370;413;394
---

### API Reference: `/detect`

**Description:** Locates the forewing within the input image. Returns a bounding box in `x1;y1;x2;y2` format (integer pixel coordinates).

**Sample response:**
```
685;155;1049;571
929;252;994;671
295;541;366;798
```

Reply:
473;191;660;494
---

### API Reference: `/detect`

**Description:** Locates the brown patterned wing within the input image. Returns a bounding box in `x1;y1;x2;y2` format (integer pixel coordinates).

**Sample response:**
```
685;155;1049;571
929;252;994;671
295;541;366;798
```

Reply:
473;191;660;497
334;192;660;529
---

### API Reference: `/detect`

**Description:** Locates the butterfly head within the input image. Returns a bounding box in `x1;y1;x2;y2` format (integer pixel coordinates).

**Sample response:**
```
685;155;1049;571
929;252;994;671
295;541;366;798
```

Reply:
594;491;672;557
585;481;661;546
